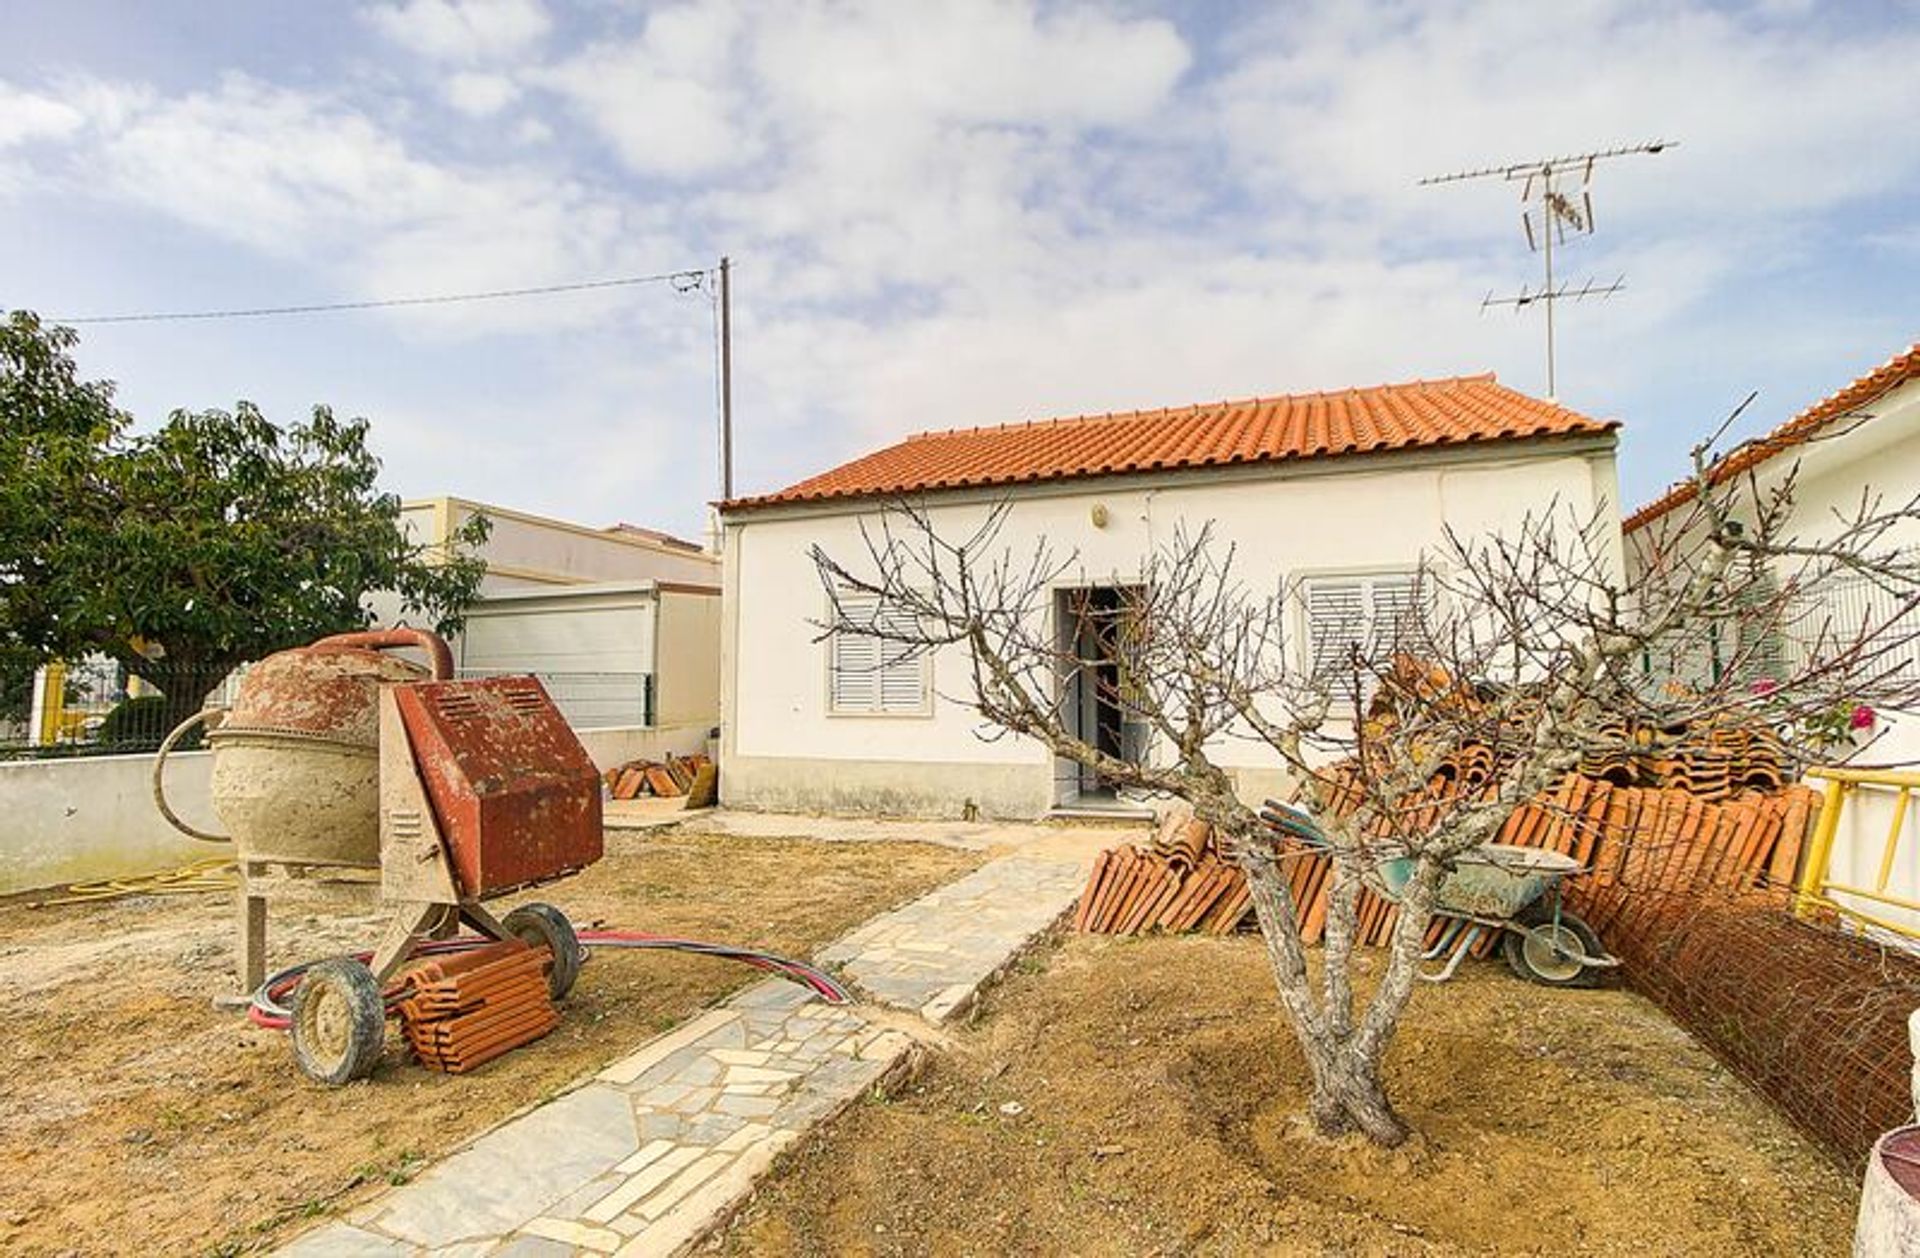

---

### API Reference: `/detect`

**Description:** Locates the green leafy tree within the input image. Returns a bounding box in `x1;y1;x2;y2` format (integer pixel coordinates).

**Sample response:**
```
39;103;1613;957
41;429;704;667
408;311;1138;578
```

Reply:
1;311;489;733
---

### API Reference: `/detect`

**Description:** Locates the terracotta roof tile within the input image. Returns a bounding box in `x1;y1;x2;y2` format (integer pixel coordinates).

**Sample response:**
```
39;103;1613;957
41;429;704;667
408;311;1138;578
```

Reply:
1623;342;1920;534
724;373;1613;512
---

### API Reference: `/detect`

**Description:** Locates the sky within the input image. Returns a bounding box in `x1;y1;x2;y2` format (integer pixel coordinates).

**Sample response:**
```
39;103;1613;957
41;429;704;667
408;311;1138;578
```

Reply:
2;0;1916;541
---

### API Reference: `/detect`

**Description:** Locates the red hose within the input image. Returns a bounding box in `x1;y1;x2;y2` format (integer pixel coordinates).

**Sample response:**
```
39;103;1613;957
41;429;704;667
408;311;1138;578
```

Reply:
248;929;850;1030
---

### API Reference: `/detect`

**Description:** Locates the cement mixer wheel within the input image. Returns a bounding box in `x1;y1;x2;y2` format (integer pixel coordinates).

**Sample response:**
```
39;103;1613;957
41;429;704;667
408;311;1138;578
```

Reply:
503;903;582;1001
289;958;386;1085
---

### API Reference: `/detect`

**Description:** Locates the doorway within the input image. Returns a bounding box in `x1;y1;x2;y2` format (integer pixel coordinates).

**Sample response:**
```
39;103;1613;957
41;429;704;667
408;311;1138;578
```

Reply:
1053;585;1149;811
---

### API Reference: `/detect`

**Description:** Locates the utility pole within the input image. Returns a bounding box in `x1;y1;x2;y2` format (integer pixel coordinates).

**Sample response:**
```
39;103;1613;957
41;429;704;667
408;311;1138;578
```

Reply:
1422;141;1673;397
719;255;733;502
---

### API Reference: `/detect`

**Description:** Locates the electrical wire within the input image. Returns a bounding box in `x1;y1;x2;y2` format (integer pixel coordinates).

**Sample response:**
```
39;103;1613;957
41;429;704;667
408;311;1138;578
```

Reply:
53;268;712;325
247;929;851;1030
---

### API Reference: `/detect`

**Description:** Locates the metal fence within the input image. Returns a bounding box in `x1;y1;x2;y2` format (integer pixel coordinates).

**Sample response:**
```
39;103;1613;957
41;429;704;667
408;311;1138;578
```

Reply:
1;659;655;760
0;657;216;760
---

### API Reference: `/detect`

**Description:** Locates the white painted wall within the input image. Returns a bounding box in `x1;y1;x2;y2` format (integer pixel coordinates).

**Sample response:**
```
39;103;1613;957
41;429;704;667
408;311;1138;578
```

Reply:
0;751;230;895
722;441;1619;817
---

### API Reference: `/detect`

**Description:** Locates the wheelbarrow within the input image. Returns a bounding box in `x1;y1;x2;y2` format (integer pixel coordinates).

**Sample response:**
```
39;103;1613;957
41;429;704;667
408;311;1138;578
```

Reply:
1260;801;1618;987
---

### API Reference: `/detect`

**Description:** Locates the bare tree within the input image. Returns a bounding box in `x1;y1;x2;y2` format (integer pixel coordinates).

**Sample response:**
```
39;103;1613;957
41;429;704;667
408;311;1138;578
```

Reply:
811;410;1920;1147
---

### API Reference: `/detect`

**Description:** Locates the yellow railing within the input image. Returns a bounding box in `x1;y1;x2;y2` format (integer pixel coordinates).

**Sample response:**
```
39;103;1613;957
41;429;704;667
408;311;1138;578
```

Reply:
1796;766;1920;941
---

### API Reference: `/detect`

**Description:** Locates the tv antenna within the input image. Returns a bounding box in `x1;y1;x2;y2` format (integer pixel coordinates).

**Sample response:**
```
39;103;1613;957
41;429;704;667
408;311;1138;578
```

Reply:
1421;140;1675;397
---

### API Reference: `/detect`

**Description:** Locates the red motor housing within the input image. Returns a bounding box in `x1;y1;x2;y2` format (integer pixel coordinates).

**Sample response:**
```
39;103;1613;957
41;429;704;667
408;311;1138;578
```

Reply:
394;676;603;897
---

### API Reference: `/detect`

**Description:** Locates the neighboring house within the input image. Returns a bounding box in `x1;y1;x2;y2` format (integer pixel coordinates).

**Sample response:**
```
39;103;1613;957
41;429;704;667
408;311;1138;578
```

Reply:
396;495;718;594
387;496;721;739
717;374;1622;820
1625;342;1920;936
1624;344;1920;705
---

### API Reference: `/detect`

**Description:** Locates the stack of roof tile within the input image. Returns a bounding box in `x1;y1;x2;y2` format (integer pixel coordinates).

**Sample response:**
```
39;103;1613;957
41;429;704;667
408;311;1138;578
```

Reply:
1075;812;1252;936
1569;715;1789;799
605;753;713;800
396;939;559;1074
1271;770;1820;954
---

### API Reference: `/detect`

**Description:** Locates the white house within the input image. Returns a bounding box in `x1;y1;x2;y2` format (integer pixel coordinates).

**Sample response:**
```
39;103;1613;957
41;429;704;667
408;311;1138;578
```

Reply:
1625;341;1920;936
718;374;1621;820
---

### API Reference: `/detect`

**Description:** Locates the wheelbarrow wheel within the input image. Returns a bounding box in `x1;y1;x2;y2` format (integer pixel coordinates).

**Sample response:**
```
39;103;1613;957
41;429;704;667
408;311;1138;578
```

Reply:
1502;906;1605;989
289;958;386;1085
503;903;582;1001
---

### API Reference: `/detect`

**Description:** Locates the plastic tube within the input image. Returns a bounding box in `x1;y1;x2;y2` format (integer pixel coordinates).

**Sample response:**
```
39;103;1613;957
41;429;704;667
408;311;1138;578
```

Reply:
247;930;851;1030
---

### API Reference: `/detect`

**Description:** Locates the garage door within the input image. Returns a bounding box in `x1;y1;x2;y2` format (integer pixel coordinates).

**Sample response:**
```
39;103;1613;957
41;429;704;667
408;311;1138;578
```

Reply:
458;595;654;729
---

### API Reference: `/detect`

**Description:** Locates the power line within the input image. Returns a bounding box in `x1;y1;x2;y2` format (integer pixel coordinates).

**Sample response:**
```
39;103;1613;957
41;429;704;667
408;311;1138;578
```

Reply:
50;267;712;325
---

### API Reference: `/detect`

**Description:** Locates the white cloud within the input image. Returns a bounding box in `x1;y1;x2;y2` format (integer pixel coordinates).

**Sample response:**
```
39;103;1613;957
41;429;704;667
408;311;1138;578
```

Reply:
0;82;86;148
444;70;520;115
1211;1;1920;240
365;0;551;63
751;0;1189;128
536;3;756;179
4;0;1916;532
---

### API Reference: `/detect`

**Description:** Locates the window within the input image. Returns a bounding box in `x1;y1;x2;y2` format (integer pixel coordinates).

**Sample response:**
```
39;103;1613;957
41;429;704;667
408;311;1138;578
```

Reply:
828;592;930;715
1300;571;1425;684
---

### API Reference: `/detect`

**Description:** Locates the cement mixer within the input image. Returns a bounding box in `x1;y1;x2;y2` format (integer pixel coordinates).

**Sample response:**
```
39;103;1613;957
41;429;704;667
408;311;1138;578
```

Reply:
154;628;603;1083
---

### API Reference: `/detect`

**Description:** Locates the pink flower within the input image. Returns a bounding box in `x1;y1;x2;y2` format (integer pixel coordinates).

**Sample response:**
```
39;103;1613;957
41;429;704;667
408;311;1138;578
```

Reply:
1750;678;1779;696
1851;704;1877;731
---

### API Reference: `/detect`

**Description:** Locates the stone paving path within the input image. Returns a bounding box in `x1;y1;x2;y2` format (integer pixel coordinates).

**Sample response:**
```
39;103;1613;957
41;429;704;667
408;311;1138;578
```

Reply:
277;844;1095;1258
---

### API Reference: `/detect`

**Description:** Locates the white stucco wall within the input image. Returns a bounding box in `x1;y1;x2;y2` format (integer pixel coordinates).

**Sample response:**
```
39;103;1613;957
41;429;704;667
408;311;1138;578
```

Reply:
0;751;229;895
721;439;1620;818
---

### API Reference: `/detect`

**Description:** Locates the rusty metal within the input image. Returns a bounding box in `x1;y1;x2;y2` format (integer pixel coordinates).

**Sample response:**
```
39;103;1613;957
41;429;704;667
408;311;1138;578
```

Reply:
202;639;433;868
394;675;603;897
309;627;454;680
1613;889;1920;1170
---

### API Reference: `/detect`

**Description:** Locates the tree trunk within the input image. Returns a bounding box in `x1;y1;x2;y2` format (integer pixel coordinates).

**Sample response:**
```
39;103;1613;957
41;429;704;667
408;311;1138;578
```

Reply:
1307;1043;1409;1146
1235;833;1442;1148
1238;843;1416;1146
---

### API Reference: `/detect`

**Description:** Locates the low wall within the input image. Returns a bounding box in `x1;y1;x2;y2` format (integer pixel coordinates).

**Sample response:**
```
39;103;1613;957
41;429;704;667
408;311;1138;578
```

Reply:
0;751;232;896
574;722;715;773
0;723;712;896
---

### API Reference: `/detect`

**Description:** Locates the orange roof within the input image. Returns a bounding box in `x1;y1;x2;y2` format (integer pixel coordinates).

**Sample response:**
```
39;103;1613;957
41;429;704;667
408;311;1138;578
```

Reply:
1624;342;1920;534
724;373;1614;512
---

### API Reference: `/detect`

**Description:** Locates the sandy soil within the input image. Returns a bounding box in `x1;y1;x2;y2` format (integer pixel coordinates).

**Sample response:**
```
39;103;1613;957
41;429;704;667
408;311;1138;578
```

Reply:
0;829;979;1257
726;933;1858;1257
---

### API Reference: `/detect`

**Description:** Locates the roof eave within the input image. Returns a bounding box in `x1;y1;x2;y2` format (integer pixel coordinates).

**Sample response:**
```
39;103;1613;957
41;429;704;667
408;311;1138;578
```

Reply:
718;426;1618;518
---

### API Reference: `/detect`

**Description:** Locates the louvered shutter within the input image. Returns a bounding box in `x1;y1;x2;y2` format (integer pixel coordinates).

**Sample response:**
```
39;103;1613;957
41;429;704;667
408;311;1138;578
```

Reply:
1368;576;1421;658
1305;579;1367;681
829;592;928;714
876;603;928;713
1302;572;1425;689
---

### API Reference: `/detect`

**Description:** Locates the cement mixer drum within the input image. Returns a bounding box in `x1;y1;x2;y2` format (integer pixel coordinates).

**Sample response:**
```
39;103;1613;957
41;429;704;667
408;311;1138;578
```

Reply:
208;634;441;868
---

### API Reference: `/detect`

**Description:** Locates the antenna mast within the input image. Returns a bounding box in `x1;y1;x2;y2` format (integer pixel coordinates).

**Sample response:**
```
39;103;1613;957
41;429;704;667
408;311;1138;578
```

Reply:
1421;140;1674;397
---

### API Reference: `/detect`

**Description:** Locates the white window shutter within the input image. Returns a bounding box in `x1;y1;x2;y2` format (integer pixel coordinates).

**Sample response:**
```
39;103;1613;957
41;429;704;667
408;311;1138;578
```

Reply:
1368;576;1420;658
1305;579;1367;680
830;592;928;714
1302;572;1424;691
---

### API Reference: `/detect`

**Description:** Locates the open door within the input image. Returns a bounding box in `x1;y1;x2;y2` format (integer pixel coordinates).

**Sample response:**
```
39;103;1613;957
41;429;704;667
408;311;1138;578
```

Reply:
1053;585;1149;810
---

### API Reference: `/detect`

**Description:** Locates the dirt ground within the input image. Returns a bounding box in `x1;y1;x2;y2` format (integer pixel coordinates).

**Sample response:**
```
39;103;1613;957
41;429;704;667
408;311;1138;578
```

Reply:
0;829;979;1257
726;933;1859;1257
